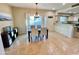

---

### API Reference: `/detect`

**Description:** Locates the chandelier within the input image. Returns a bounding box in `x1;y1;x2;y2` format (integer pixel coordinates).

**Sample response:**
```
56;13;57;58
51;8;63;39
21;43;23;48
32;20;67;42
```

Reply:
34;3;39;18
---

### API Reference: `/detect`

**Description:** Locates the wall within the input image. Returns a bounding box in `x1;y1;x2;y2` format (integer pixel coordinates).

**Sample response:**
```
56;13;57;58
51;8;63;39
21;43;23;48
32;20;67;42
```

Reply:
68;15;74;21
0;3;13;32
0;33;5;55
12;7;56;34
73;14;79;21
0;3;13;55
12;7;26;34
66;14;79;21
46;11;56;31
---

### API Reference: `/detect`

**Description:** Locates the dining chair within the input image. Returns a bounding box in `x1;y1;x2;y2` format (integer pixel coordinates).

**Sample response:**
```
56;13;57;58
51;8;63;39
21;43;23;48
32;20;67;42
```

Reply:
40;28;44;41
31;27;37;42
34;29;39;42
43;28;47;40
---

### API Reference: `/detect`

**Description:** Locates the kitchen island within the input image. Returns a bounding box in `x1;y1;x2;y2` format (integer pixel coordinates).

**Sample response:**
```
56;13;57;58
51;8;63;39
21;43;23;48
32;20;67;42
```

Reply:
54;23;74;38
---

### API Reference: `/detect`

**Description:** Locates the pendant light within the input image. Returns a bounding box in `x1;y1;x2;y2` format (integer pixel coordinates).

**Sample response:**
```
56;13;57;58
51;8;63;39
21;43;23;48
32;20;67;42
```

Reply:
34;3;39;18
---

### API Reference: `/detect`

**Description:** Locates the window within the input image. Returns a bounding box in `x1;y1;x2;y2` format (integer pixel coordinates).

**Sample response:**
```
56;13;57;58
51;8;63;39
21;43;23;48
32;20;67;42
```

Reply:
34;16;42;26
59;16;68;22
28;16;42;28
29;16;34;26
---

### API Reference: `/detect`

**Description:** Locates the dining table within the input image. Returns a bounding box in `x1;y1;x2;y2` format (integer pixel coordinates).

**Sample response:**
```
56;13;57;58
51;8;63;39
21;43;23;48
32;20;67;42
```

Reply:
28;27;48;43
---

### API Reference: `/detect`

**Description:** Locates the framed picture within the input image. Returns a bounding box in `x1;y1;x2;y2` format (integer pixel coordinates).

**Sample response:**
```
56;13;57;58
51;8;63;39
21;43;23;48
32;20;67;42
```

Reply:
0;12;12;21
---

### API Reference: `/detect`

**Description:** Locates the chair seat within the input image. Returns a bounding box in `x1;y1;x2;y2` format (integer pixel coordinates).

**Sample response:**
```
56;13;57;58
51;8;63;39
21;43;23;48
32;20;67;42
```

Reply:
31;35;37;42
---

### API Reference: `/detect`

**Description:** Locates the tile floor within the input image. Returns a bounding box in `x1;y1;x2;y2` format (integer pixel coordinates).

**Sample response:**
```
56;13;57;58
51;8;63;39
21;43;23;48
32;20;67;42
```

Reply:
5;32;79;55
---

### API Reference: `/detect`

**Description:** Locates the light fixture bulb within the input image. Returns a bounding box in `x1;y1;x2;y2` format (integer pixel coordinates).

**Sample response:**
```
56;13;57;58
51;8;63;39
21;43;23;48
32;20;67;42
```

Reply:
34;3;39;17
68;11;72;13
52;8;55;10
62;3;66;5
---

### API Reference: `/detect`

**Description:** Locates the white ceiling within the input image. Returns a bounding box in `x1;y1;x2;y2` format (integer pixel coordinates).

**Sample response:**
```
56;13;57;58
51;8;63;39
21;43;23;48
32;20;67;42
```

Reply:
8;3;75;11
8;3;79;14
64;6;79;14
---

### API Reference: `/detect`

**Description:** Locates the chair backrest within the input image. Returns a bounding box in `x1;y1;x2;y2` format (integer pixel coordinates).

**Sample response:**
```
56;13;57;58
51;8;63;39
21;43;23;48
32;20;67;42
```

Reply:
35;28;38;35
41;28;47;35
13;27;18;33
41;28;44;35
2;26;13;33
31;27;36;35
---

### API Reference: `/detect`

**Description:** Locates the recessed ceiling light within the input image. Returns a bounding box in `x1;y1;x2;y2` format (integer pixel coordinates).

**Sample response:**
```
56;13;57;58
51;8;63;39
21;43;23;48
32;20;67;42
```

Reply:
73;12;76;13
52;8;55;10
68;11;72;13
62;3;66;5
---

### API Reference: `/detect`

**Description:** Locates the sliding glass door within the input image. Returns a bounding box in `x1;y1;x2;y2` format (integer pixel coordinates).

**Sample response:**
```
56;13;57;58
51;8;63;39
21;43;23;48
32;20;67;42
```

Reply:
26;15;47;31
28;16;42;30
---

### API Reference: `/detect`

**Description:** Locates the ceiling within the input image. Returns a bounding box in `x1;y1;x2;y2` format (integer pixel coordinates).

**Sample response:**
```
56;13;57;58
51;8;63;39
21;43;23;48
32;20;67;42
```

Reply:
63;6;79;14
8;3;74;10
8;3;79;13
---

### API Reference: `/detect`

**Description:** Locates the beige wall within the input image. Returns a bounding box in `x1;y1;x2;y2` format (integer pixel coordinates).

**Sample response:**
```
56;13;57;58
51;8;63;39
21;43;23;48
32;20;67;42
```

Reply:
68;15;74;21
0;4;13;32
0;34;5;54
0;3;13;54
12;7;56;34
12;7;26;34
0;4;12;14
46;11;56;31
73;14;79;21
